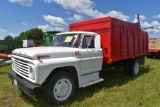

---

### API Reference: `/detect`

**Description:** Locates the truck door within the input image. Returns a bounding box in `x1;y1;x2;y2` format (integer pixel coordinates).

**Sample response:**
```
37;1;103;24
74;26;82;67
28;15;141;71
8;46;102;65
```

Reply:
80;34;103;75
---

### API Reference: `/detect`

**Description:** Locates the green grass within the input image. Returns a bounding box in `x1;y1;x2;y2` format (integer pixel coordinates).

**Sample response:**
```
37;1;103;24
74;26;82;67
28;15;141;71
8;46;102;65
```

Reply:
0;58;160;107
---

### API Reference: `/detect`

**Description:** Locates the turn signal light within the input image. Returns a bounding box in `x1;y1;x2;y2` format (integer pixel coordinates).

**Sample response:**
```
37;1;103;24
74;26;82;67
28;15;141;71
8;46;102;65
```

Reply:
36;55;40;60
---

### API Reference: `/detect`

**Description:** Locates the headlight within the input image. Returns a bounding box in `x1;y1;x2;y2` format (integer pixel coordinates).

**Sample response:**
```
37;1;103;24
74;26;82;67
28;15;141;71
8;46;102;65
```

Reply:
28;66;35;80
11;59;14;69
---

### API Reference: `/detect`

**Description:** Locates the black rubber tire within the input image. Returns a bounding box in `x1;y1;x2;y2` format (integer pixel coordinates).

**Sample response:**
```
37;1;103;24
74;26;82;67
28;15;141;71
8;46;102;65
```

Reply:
146;54;153;58
123;60;131;75
129;59;140;76
46;71;75;105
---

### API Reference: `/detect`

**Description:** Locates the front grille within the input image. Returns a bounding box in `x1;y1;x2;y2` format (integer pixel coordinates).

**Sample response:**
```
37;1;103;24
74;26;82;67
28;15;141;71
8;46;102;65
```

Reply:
13;58;30;78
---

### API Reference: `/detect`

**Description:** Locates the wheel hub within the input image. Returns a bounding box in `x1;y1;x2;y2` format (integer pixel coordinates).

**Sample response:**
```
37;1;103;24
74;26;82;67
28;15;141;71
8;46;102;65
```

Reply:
54;79;72;101
134;63;139;75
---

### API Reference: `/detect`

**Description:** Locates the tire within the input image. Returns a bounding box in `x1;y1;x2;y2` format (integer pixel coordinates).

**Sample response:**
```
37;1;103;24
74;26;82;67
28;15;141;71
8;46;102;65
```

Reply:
129;59;140;76
123;60;131;75
146;54;153;58
46;71;75;105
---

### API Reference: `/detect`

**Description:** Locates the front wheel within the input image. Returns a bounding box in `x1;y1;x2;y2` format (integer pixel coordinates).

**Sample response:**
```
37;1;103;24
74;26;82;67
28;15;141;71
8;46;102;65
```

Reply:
46;71;75;105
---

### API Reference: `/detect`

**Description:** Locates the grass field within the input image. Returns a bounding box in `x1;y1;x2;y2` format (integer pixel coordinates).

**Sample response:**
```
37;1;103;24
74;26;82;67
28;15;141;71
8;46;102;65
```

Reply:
0;58;160;107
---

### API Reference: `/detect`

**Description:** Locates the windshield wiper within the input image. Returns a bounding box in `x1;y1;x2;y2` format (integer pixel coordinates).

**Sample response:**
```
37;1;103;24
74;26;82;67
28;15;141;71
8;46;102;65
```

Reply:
54;44;63;47
52;42;66;47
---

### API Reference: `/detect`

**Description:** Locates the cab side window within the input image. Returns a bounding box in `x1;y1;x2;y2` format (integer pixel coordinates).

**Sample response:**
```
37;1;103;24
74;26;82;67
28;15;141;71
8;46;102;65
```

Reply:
82;35;95;48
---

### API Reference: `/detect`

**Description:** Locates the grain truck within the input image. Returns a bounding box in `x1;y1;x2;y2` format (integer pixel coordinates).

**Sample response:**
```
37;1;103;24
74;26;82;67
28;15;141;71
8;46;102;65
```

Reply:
147;38;160;58
8;16;148;105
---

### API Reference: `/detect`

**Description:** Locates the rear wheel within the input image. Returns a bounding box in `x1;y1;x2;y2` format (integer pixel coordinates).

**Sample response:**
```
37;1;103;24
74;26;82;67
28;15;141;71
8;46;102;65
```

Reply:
146;54;153;58
46;71;75;105
123;59;140;76
123;60;131;75
129;59;140;76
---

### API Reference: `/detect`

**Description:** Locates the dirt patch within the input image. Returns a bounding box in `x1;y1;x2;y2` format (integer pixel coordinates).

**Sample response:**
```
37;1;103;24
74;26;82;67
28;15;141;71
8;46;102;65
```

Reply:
0;99;13;107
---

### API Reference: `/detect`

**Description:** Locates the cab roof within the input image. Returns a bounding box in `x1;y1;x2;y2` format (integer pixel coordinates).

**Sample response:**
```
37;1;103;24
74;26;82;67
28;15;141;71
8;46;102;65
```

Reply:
56;31;98;35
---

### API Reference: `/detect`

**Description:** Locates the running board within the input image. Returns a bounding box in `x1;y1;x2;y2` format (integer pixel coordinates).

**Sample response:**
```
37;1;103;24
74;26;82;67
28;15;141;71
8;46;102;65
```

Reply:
80;72;104;87
82;78;104;87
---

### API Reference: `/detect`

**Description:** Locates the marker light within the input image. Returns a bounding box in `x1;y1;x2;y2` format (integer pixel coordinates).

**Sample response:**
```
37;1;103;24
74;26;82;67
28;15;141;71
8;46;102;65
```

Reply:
36;55;40;60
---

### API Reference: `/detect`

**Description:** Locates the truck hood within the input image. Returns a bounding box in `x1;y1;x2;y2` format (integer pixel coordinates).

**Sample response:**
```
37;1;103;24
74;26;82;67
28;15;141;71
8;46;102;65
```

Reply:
12;46;79;59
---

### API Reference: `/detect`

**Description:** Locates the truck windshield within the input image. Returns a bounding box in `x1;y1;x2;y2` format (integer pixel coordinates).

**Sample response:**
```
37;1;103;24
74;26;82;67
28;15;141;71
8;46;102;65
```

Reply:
50;33;81;48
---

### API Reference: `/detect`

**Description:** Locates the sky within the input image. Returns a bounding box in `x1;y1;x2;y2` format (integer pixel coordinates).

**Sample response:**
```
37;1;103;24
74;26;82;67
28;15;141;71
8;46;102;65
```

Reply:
1;0;160;40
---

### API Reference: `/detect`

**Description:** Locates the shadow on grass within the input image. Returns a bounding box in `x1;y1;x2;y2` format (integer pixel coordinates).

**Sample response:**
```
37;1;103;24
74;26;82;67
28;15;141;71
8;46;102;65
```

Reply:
0;67;8;75
19;93;53;107
0;71;7;75
146;56;160;60
19;65;153;107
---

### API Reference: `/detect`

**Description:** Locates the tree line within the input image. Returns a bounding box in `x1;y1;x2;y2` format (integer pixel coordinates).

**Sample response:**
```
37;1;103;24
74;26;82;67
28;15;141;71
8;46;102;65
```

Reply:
4;28;44;44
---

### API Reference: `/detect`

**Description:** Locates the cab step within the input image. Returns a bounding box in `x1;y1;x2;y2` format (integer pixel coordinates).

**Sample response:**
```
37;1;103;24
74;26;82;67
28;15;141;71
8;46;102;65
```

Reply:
81;72;104;87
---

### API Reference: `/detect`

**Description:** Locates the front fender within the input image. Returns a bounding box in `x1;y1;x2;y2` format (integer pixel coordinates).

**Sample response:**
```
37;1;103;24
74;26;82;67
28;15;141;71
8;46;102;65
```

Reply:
37;57;81;85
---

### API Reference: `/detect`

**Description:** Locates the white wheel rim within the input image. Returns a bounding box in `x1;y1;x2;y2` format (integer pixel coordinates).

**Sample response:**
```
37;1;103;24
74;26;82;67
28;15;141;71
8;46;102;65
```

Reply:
134;63;139;75
53;78;72;101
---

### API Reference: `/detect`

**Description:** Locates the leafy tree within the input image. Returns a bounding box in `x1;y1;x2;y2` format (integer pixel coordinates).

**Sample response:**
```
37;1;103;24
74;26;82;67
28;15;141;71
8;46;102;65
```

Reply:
18;28;44;44
19;32;27;40
14;36;21;40
26;28;44;44
4;28;44;44
4;35;13;40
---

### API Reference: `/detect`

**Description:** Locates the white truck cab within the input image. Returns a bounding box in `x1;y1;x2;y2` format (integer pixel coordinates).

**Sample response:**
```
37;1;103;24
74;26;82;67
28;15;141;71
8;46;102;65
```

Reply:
8;31;103;105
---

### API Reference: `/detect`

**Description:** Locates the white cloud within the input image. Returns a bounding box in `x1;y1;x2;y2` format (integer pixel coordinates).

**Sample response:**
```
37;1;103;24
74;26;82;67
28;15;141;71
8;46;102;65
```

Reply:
38;24;54;32
151;21;160;28
140;15;147;20
44;0;129;21
134;14;147;23
0;28;7;33
105;10;129;21
55;27;64;31
51;0;97;17
38;24;64;32
146;29;160;34
9;33;17;37
141;21;151;28
132;14;160;34
152;14;160;19
43;15;67;26
141;21;160;34
141;21;160;29
22;22;27;25
8;0;32;6
68;14;84;21
43;0;53;3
